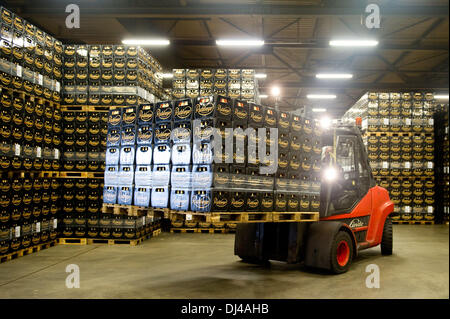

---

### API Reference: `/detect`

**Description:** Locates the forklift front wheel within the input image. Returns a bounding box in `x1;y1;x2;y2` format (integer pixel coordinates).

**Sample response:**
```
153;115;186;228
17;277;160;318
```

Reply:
381;217;393;255
330;231;353;274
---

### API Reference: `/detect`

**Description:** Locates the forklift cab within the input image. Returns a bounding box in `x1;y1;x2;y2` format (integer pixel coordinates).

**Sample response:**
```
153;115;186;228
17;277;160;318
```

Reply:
320;126;376;218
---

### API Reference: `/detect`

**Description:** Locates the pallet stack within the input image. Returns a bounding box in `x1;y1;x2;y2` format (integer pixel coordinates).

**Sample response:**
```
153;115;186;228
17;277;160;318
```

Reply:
102;93;321;231
62;44;163;106
172;69;260;102
97;204;161;243
1;7;62;102
59;44;164;244
100;103;162;242
434;102;449;223
169;100;321;231
1;7;61;258
342;92;436;223
59;108;107;238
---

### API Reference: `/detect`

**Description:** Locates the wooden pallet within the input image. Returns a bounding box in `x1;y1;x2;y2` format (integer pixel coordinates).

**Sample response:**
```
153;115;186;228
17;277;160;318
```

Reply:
363;131;434;137
1;240;57;263
170;211;271;223
86;228;161;245
2;86;60;107
375;176;435;180
393;220;435;225
212;212;271;223
28;94;61;109
101;204;154;217
58;238;88;245
61;105;110;112
170;228;235;234
59;171;104;179
169;210;319;223
88;232;159;245
272;212;320;222
170;228;197;234
87;237;145;246
3;170;61;179
38;171;61;178
199;228;236;234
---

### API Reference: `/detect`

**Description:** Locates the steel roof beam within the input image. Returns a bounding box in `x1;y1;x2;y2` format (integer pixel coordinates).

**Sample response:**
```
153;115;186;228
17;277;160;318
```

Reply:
15;5;450;17
258;80;449;90
168;39;448;51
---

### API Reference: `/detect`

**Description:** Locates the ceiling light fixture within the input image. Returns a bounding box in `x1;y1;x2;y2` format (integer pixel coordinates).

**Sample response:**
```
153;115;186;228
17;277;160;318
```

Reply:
255;73;267;79
435;94;449;100
216;39;265;47
329;39;378;47
316;73;353;79
307;94;337;99
312;108;327;113
161;73;173;78
259;94;268;98
122;39;170;46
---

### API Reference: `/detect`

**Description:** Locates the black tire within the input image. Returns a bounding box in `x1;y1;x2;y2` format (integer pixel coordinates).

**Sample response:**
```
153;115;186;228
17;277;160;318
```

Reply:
381;217;393;255
330;231;353;274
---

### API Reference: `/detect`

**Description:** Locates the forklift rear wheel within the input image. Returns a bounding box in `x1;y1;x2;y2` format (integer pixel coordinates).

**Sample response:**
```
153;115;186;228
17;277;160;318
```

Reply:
330;231;353;274
381;217;393;255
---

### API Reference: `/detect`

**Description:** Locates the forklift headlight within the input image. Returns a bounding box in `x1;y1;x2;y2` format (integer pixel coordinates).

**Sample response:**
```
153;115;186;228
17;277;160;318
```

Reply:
319;116;332;129
323;167;338;182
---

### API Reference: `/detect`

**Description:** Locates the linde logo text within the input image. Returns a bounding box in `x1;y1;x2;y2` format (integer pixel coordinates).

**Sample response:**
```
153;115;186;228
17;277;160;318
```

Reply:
349;219;365;228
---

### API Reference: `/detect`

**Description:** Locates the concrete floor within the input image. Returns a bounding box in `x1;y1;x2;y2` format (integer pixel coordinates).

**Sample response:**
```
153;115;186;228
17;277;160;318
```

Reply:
0;225;448;299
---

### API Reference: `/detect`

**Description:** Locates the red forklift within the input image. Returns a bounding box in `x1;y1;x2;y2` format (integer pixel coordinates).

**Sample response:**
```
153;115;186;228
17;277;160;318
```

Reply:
235;124;394;273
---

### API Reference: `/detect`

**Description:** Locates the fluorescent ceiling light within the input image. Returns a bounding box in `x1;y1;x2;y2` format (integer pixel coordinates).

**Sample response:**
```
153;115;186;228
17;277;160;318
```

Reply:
162;73;173;78
329;39;378;47
259;94;268;98
216;39;264;47
255;73;267;79
435;94;449;100
307;94;337;99
316;73;353;79
312;108;327;112
122;39;170;46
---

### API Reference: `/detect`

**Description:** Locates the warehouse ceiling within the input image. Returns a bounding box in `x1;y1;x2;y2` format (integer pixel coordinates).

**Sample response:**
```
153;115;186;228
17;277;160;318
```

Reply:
4;0;449;117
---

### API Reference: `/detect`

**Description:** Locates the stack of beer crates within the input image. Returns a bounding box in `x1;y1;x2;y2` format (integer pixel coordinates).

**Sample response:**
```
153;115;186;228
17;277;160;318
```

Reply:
102;93;321;232
434;102;449;223
1;6;61;258
342;92;436;223
171;69;259;102
60;44;163;241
